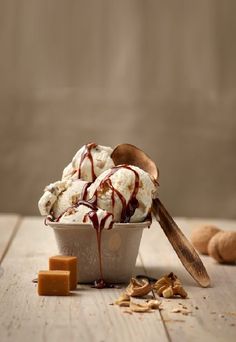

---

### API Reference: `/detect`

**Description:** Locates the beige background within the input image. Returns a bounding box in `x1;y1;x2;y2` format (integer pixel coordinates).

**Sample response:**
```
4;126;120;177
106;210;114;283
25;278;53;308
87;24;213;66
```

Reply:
0;0;236;218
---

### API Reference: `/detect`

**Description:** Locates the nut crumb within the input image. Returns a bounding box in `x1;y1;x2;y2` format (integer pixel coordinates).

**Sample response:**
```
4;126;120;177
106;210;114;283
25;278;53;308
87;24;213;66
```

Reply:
129;302;152;313
112;274;189;315
146;299;161;310
113;287;161;313
171;307;192;315
126;278;152;297
153;273;187;299
114;292;130;307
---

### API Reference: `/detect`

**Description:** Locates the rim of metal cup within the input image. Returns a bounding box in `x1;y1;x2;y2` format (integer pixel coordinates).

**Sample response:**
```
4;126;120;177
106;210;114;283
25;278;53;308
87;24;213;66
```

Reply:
47;220;151;230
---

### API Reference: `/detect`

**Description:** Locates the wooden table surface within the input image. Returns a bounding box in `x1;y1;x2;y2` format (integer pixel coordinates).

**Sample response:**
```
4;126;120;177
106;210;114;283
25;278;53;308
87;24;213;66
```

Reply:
0;214;235;342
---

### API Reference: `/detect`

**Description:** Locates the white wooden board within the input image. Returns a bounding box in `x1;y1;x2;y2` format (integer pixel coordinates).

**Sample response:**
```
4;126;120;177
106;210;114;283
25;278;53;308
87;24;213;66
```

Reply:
0;216;235;342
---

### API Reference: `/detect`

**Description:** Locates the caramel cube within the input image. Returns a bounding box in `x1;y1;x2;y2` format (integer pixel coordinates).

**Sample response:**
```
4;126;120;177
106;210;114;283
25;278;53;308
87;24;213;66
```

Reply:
49;255;78;290
38;270;70;296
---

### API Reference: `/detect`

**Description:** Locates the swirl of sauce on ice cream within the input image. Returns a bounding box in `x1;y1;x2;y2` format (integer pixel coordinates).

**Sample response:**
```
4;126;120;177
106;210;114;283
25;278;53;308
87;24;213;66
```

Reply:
90;165;140;223
77;142;98;181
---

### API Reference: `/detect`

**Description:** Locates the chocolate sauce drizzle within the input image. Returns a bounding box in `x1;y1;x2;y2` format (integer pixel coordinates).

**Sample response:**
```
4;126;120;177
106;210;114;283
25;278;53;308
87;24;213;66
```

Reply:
78;143;97;181
81;181;92;201
87;164;141;288
80;200;113;287
93;164;140;223
46;163;142;289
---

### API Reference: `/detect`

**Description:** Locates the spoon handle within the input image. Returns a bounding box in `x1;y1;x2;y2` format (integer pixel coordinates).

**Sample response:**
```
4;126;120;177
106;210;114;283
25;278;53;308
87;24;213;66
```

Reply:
152;198;210;288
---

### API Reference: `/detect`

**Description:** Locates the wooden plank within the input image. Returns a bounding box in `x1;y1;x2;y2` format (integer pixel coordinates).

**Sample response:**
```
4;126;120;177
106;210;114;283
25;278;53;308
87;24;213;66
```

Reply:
0;214;20;262
0;217;168;342
139;218;236;342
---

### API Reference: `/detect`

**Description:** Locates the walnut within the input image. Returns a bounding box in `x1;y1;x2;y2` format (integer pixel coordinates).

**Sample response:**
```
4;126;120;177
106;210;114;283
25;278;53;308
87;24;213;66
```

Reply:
125;299;161;313
191;224;236;263
113;278;161;313
162;286;174;298
114;292;130;307
191;225;221;254
146;299;161;309
71;195;79;205
153;272;187;298
129;302;152;313
207;231;236;263
125;277;152;297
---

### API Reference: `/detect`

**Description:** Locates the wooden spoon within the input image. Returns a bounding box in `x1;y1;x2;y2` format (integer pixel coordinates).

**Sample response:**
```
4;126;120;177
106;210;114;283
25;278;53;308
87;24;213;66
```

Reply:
111;143;210;287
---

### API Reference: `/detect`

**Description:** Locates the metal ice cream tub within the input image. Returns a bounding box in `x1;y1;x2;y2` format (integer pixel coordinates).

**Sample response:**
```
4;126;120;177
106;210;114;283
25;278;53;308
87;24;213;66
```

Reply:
48;221;150;283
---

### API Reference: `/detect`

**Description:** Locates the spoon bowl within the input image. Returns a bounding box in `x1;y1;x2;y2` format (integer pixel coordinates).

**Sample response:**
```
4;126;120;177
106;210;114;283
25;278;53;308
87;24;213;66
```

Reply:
112;143;159;181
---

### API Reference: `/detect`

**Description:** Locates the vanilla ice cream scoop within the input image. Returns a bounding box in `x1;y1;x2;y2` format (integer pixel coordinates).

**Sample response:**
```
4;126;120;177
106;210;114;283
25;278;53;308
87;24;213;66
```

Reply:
59;202;114;229
39;144;157;225
87;165;157;223
38;180;69;216
51;179;90;219
38;179;89;219
62;143;115;182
